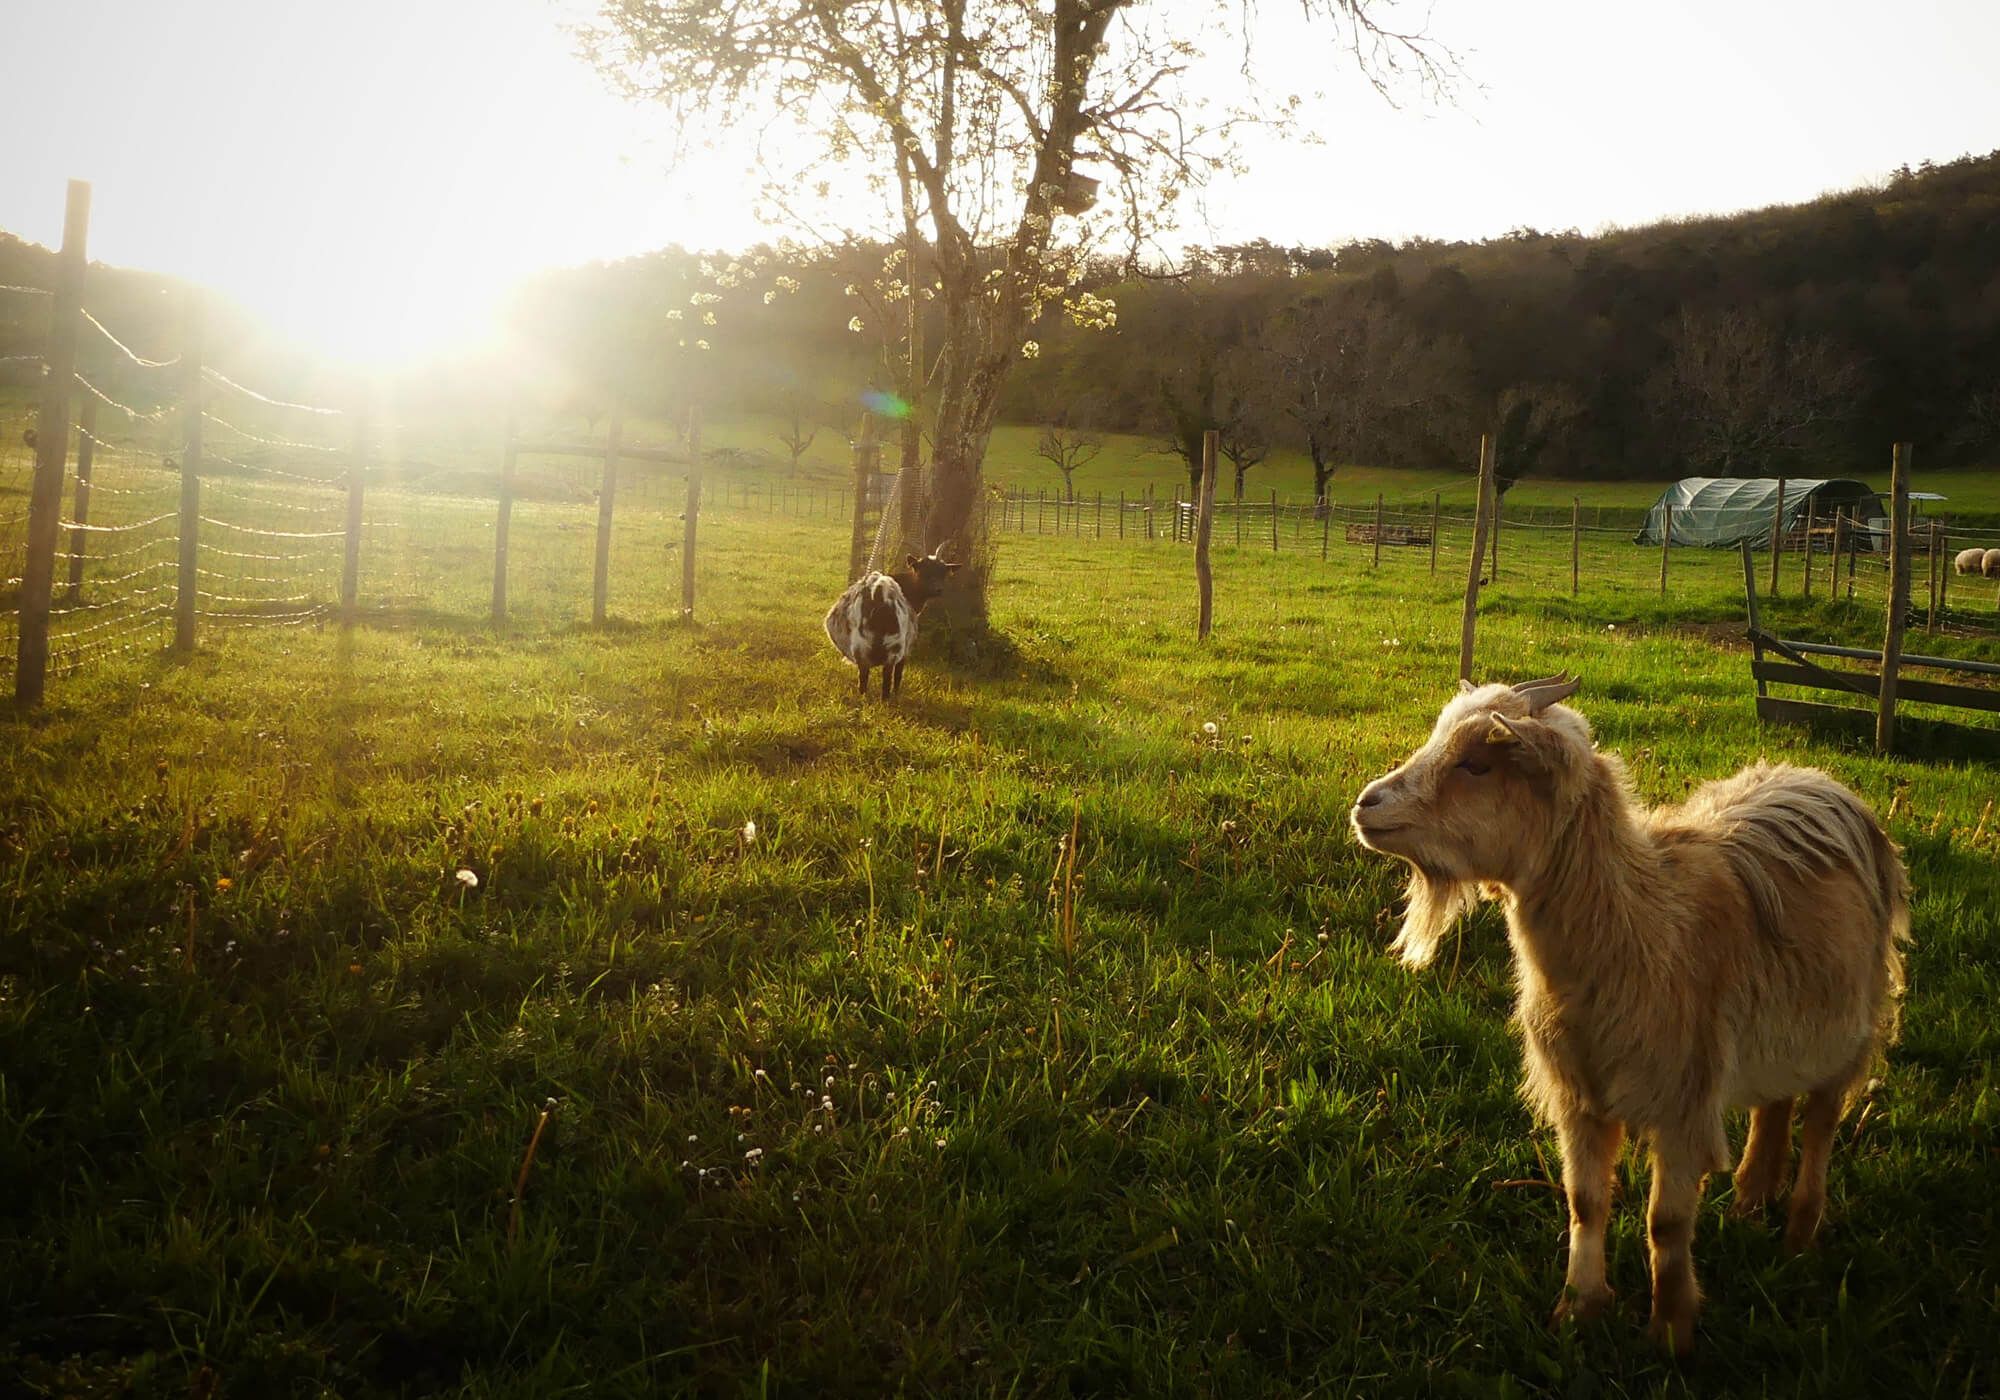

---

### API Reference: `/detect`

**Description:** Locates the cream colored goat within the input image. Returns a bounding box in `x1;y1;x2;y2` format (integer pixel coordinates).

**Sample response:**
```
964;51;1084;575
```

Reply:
1351;676;1909;1355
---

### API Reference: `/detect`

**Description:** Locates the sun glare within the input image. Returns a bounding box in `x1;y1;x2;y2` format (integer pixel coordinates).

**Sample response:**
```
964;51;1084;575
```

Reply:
1;0;689;369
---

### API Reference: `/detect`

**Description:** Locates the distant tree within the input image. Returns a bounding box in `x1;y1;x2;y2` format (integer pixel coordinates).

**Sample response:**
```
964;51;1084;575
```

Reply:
1493;382;1584;496
1035;399;1103;501
1218;385;1271;501
1650;308;1860;475
772;384;824;476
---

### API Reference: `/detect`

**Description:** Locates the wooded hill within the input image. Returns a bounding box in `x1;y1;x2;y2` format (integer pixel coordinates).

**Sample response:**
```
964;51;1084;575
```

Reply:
5;148;1996;493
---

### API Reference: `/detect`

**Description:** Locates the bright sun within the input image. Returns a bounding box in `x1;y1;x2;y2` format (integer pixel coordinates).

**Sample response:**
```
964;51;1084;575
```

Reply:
1;0;703;369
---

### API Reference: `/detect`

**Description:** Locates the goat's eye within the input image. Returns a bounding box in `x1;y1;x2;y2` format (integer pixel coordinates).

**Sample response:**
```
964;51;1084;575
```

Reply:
1456;757;1491;777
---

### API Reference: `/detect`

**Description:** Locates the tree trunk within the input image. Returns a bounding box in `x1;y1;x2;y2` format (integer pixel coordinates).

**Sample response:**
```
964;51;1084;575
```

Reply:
1234;463;1248;500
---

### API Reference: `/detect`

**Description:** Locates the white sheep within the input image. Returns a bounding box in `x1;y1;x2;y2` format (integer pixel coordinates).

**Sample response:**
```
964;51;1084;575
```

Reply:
1351;675;1909;1355
1953;547;1986;575
1983;548;2000;580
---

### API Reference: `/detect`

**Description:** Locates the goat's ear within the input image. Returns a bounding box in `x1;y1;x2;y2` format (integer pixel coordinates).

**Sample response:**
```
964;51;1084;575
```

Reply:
1487;712;1572;774
905;554;922;570
1458;678;1477;694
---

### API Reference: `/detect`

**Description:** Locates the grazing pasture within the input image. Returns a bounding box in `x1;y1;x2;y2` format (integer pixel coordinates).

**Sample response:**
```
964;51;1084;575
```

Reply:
2;487;1997;1396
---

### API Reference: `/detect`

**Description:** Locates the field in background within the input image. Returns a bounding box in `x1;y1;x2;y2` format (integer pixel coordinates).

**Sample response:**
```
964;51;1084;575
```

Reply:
3;471;1997;1393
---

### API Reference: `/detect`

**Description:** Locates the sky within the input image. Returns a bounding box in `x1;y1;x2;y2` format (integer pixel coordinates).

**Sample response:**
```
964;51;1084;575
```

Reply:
3;0;1996;365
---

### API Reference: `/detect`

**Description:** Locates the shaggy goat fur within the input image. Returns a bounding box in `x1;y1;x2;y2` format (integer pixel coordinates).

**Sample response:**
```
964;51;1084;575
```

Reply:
823;552;959;699
1352;676;1910;1355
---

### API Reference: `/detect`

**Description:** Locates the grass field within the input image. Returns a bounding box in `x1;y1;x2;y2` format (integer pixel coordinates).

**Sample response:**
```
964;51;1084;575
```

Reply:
3;478;1998;1396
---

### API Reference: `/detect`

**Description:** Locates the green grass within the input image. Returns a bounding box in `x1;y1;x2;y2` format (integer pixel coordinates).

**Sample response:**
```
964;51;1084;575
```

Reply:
3;478;1998;1397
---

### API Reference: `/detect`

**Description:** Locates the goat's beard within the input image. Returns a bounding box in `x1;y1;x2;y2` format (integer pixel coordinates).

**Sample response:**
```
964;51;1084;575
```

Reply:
1388;864;1478;969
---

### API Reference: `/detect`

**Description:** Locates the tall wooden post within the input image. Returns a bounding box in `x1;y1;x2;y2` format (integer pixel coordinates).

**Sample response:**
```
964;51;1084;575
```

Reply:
1118;489;1125;540
592;415;623;624
1372;493;1384;568
1875;445;1912;755
1457;434;1497;683
1430;492;1440;575
1321;505;1330;561
846;416;874;579
1831;509;1847;599
1234;492;1243;549
64;395;97;605
1195;431;1218;640
492;415;518;622
1768;477;1787;595
16;179;89;704
1570;496;1580;598
1659;501;1672;596
682;409;702;618
1096;489;1103;540
175;293;203;655
341;403;366;623
1801;495;1816;598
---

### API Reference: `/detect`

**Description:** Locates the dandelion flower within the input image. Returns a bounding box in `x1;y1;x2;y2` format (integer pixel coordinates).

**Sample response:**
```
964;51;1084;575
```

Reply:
741;820;757;844
455;868;479;889
1202;721;1218;737
214;877;233;892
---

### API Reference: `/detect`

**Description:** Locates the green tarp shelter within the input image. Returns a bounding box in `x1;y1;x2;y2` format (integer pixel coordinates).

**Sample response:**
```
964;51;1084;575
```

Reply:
1635;478;1887;549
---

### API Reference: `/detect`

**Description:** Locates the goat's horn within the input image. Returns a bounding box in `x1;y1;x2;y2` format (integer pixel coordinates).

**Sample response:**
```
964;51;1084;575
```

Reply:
1514;673;1581;714
1457;678;1477;694
1510;672;1570;694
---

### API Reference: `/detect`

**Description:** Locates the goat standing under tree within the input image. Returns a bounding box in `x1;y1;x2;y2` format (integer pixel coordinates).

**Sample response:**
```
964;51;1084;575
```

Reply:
823;551;961;700
1351;675;1910;1356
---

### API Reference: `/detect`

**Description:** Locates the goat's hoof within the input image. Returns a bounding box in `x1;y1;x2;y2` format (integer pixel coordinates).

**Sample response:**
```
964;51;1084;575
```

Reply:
1728;1188;1778;1220
1550;1286;1614;1327
1781;1219;1821;1256
1646;1310;1699;1359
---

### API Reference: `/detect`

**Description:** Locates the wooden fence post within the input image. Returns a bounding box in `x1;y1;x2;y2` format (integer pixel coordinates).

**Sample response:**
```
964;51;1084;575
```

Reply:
1875;445;1912;754
492;415;517;622
16;178;89;704
1196;430;1218;640
1430;492;1440;575
175;292;202;655
1118;489;1125;540
682;409;703;617
1489;488;1501;582
1925;520;1941;633
1768;477;1787;595
1321;506;1330;561
1846;507;1858;601
1660;500;1672;596
1801;495;1816;598
1372;493;1384;568
592;414;622;624
341;403;366;623
64;395;97;605
1570;496;1580;598
1096;489;1103;539
846;417;874;578
1234;492;1243;549
1936;522;1949;625
1270;489;1278;552
1457;434;1496;682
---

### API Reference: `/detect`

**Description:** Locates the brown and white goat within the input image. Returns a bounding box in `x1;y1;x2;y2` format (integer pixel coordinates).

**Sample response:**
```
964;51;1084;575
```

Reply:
823;552;960;699
1351;675;1909;1355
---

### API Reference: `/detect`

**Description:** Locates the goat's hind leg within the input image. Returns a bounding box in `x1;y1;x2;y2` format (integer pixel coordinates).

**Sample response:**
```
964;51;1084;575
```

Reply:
1730;1097;1794;1217
1784;1077;1854;1254
1552;1110;1624;1326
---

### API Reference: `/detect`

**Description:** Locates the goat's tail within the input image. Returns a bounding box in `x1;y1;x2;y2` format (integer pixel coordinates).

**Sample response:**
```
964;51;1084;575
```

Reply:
1869;813;1913;1054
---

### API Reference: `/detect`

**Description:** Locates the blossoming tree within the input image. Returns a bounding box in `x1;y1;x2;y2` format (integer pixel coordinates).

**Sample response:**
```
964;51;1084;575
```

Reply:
586;0;1451;623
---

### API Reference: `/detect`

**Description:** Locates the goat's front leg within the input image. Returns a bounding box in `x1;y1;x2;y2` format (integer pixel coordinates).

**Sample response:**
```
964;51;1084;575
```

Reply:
857;665;870;698
1552;1109;1624;1325
1645;1140;1709;1357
